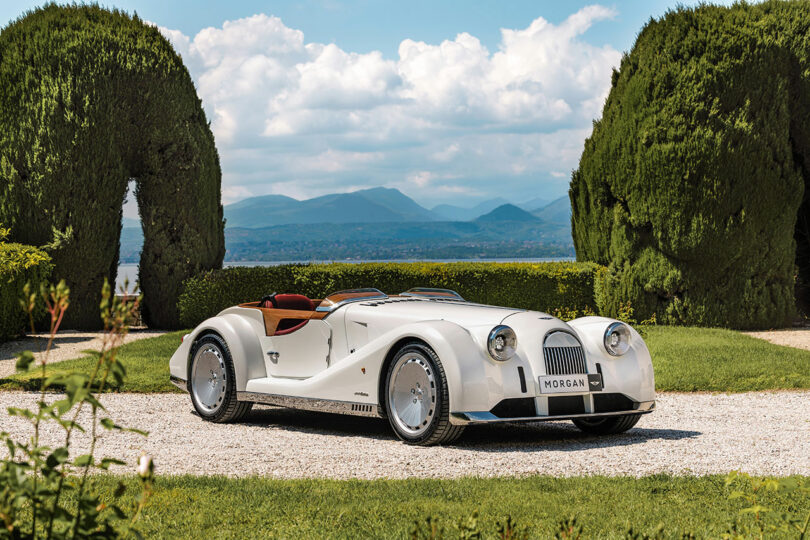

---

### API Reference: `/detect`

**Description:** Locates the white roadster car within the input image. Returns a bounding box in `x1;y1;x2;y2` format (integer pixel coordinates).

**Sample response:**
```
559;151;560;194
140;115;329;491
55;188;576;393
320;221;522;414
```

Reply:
169;288;656;445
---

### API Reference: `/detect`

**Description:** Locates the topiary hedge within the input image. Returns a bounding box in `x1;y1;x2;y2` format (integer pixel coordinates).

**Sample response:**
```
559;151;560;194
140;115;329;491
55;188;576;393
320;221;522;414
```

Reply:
178;262;604;327
0;239;52;341
0;5;224;330
571;1;810;329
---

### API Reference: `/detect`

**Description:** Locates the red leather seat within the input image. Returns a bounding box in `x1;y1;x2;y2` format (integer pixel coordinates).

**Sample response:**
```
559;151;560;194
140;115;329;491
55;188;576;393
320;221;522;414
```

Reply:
260;294;316;335
260;293;315;311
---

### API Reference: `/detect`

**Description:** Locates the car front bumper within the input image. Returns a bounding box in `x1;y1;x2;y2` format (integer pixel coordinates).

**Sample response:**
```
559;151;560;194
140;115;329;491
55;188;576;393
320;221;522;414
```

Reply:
449;398;655;425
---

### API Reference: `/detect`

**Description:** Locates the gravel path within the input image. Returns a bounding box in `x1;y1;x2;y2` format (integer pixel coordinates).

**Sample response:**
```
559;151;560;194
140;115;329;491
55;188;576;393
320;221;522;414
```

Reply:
1;391;807;479
0;330;166;378
745;328;810;351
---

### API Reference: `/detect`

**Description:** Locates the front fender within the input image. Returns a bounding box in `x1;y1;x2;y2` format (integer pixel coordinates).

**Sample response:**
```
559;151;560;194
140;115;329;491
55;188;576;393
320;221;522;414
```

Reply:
566;316;656;403
364;320;506;413
168;312;267;391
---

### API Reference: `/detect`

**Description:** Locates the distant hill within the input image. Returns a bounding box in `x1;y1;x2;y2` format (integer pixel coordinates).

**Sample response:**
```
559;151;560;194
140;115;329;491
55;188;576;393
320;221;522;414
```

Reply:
517;197;550;211
224;187;436;228
532;196;571;223
432;197;511;221
223;220;572;261
431;203;470;221
476;204;542;223
118;188;574;263
117;216;573;263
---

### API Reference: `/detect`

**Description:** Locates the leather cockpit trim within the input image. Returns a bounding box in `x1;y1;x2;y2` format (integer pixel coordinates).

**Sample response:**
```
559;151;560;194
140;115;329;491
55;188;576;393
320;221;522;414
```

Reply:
239;302;327;336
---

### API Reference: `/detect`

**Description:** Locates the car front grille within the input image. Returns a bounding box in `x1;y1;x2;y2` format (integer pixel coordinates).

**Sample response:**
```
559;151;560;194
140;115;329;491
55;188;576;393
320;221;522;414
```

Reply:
543;331;587;375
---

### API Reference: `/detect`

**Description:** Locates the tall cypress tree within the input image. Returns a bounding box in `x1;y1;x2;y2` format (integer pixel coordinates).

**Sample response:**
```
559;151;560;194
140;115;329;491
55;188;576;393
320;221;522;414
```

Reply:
0;5;225;329
572;2;810;329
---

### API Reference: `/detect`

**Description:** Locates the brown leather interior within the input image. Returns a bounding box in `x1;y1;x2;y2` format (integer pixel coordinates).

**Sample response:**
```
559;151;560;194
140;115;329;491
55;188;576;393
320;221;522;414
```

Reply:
239;300;326;336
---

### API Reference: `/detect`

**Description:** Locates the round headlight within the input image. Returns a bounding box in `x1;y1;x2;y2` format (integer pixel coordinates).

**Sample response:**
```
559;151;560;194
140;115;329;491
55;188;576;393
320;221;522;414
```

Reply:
604;322;631;356
488;325;517;361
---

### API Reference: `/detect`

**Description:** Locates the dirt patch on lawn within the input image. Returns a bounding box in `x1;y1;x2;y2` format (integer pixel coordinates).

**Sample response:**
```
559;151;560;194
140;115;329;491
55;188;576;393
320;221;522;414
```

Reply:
744;328;810;351
0;329;166;378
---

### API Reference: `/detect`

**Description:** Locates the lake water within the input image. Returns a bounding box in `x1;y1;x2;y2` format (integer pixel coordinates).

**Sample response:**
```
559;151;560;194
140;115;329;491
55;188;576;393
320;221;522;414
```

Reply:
115;258;575;291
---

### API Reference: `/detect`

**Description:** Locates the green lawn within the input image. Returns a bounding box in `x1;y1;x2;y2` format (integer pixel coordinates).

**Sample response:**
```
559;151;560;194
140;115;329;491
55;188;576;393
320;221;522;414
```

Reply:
644;326;810;392
2;326;809;393
0;331;186;393
75;474;809;539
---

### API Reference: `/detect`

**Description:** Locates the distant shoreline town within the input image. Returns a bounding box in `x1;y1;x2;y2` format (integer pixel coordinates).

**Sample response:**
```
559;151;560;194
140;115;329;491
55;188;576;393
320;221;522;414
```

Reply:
119;187;573;263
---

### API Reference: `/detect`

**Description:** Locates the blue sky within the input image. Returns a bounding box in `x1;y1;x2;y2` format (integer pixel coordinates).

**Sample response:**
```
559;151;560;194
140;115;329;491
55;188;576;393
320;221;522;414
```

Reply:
2;1;733;212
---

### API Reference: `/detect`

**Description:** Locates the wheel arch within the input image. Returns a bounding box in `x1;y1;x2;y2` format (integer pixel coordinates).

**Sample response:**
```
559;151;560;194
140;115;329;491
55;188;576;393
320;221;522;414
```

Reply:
187;329;227;380
371;321;490;415
178;313;267;391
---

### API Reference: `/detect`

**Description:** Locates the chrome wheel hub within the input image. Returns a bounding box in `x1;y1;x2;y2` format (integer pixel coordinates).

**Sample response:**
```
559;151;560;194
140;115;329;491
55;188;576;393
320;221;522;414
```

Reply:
191;344;227;413
388;352;437;436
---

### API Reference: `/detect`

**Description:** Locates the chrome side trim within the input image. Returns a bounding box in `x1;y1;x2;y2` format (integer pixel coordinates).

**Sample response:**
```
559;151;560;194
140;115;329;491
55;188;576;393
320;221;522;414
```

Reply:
170;375;188;392
315;288;388;312
237;391;384;418
450;400;656;425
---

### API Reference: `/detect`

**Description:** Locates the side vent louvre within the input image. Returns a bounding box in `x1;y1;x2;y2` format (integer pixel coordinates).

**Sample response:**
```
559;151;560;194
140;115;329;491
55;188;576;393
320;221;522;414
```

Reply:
351;404;374;413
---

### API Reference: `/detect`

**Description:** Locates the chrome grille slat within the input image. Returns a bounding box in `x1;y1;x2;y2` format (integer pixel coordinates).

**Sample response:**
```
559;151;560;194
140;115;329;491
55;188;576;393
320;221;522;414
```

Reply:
542;331;587;375
544;346;586;375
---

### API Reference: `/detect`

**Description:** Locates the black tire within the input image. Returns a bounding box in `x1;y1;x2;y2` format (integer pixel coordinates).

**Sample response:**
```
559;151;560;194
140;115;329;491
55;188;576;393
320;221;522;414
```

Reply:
384;341;465;446
188;333;253;423
572;414;641;435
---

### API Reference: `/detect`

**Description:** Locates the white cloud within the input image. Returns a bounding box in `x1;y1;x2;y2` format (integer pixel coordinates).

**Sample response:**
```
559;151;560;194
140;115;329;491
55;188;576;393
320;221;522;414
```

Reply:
408;171;434;188
156;6;620;206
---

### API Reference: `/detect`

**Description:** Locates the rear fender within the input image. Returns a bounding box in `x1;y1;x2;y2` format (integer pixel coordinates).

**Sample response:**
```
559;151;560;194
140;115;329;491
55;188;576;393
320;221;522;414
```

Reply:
168;313;266;391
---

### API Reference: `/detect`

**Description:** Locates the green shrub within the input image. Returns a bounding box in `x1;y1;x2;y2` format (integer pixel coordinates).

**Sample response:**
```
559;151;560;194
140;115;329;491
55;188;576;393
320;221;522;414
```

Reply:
0;239;51;341
571;2;810;329
178;262;603;327
0;5;224;330
2;280;154;537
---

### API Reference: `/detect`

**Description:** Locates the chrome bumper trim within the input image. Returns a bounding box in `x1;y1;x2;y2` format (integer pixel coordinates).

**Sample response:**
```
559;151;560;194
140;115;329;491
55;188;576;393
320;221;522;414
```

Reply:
170;376;188;392
237;391;384;419
450;400;656;425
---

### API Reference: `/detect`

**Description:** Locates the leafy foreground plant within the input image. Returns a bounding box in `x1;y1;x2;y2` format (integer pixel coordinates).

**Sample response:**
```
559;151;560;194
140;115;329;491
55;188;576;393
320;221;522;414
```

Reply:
0;280;154;538
408;473;810;539
723;472;810;539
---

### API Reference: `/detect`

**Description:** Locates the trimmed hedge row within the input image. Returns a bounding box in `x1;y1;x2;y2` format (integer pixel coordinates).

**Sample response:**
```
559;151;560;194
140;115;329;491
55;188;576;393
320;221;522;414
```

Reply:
0;241;52;341
178;262;604;328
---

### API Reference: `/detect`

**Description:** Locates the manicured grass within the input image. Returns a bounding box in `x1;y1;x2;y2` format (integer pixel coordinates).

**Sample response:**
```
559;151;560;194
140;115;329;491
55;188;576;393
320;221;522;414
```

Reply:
2;326;810;393
76;474;809;539
644;326;810;392
0;331;186;393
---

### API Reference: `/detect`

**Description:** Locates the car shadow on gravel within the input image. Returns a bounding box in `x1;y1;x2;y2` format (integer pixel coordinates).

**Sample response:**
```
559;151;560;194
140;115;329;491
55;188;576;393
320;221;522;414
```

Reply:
226;406;700;449
230;406;394;441
457;422;701;451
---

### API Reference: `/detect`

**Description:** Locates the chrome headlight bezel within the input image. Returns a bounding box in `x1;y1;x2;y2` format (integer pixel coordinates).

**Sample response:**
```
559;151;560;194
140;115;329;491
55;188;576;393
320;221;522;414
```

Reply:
487;325;517;361
603;322;632;356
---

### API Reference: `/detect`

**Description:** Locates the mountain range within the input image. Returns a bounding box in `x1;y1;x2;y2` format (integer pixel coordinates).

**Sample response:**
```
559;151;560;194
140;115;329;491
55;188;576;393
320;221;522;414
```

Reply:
222;187;568;228
224;187;436;228
118;188;573;262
